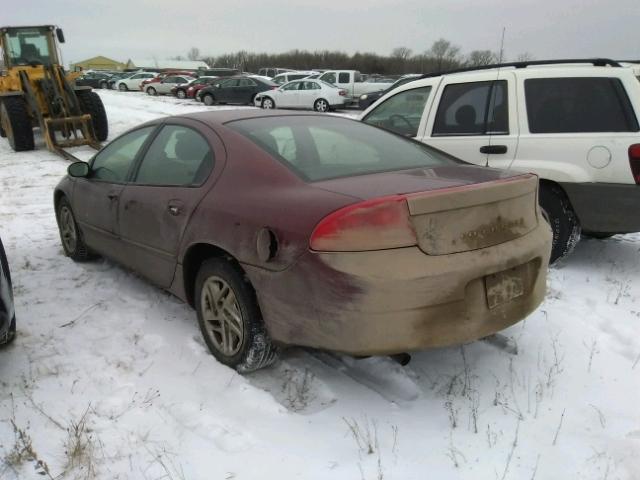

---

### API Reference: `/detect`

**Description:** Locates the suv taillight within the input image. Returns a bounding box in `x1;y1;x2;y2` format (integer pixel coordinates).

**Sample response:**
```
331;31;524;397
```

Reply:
310;195;417;251
630;144;640;184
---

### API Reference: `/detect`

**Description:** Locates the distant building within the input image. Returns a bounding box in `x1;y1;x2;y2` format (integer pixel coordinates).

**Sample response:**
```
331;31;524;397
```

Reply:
125;58;209;72
70;55;126;72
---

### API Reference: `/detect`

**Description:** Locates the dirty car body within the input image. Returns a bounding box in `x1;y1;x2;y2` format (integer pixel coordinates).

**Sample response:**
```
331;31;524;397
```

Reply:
54;111;551;357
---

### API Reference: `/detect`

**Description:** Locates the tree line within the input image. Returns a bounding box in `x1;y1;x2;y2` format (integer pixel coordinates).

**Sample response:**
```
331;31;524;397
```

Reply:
176;40;534;75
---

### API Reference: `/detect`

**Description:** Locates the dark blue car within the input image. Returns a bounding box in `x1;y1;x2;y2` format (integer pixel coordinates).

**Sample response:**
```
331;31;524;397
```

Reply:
0;236;16;346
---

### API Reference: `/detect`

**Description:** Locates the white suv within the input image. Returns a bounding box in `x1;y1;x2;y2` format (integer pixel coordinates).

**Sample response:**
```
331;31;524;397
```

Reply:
361;59;640;263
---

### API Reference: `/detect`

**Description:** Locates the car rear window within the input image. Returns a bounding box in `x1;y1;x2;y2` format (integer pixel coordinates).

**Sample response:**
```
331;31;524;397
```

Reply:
525;77;639;133
227;116;459;182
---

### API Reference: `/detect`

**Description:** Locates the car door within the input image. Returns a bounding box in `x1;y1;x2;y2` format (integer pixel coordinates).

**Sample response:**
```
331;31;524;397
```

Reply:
237;78;258;104
73;126;156;261
217;78;239;102
158;76;178;94
117;120;220;287
277;81;302;108
422;73;518;168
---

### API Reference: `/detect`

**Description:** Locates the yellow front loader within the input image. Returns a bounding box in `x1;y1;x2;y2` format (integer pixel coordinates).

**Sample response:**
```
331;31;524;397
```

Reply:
0;25;108;160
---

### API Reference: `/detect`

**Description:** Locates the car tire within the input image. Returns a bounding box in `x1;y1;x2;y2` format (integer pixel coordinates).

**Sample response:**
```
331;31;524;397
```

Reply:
0;97;35;152
76;90;108;142
195;258;277;372
539;183;581;264
118;83;128;91
582;231;615;239
314;98;329;112
147;87;157;96
261;97;275;109
0;316;16;347
99;81;108;89
56;197;94;262
203;94;215;106
176;89;187;99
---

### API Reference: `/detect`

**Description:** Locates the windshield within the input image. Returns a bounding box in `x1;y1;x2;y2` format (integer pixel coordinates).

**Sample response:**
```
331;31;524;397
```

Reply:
3;26;57;67
227;116;459;182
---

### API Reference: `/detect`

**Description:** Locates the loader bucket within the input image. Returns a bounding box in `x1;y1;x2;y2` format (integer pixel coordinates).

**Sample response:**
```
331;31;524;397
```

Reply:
44;114;101;161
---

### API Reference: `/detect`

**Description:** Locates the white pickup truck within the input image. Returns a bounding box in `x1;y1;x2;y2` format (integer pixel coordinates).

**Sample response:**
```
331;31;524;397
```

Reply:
318;70;392;104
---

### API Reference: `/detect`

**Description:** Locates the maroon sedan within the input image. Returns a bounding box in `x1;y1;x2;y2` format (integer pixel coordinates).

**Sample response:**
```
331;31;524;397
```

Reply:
54;111;551;372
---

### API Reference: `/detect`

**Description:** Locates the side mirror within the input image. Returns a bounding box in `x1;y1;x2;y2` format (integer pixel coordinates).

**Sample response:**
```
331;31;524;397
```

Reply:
56;28;65;43
68;161;89;178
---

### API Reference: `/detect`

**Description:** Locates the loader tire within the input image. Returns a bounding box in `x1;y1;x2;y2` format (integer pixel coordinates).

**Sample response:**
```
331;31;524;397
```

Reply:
0;97;34;152
77;91;108;142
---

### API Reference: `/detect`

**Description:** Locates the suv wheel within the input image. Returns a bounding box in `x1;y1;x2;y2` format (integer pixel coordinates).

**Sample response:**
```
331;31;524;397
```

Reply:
539;183;581;264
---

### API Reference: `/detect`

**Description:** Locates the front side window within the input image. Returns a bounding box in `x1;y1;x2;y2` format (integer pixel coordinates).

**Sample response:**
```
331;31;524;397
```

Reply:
228;116;459;182
133;125;214;186
432;81;508;136
525;77;639;133
91;127;155;182
221;79;239;88
282;82;300;91
320;72;336;84
363;86;432;137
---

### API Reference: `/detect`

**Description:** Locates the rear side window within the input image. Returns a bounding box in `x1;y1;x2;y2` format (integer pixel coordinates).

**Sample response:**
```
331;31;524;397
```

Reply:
525;77;639;133
432;81;508;136
363;86;432;137
228;116;458;182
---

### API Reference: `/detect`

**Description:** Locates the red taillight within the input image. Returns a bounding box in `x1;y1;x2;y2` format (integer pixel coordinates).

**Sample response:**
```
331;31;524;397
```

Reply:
310;195;417;251
271;86;278;90
629;144;640;184
339;90;347;96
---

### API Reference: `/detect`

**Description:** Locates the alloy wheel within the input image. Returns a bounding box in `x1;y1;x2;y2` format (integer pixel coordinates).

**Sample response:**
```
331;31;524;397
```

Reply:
59;205;77;253
177;90;186;99
262;98;274;109
200;276;244;357
315;99;328;112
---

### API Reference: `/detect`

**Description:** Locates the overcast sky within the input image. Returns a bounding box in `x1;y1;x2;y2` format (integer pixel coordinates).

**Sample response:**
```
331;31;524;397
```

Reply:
6;0;640;64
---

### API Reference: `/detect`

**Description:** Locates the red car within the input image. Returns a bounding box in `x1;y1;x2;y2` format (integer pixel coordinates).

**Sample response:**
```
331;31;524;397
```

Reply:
171;76;219;99
140;70;198;90
54;111;551;372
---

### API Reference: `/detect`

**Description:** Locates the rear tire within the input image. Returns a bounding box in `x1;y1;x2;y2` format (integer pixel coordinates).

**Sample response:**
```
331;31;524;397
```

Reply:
147;87;157;96
0;316;16;347
176;89;187;99
77;91;108;142
0;97;34;152
582;232;615;239
195;258;277;372
99;81;108;89
539;183;581;264
56;197;94;262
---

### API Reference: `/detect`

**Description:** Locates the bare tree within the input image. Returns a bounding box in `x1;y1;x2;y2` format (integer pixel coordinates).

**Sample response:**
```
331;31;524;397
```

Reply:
466;50;498;67
391;47;413;60
187;47;200;61
515;52;535;62
428;38;461;71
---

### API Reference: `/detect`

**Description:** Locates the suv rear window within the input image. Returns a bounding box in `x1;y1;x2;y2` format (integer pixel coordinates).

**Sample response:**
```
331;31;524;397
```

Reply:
525;77;639;133
227;116;458;181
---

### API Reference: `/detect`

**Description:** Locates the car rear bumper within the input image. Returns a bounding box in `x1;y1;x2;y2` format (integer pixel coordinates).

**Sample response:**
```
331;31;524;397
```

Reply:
246;217;551;355
561;182;640;233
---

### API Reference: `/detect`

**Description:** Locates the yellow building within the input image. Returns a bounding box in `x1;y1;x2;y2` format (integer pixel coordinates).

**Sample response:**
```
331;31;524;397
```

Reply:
70;56;126;72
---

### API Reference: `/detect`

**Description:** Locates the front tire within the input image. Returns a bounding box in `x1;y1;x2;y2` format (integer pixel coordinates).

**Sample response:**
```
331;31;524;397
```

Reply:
0;97;35;152
539;183;581;264
314;98;329;112
77;91;108;141
99;81;108;89
147;87;157;96
202;94;215;106
0;316;16;347
195;258;277;372
56;197;94;262
118;83;128;91
261;97;275;109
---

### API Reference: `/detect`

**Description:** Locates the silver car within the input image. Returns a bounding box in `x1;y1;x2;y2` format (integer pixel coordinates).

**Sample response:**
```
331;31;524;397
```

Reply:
144;75;195;96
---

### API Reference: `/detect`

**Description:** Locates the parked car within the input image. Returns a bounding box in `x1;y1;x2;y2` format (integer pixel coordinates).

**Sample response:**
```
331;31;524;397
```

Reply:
0;236;16;347
194;78;227;102
359;74;422;109
199;68;240;78
361;58;640;262
198;76;277;106
75;71;113;89
116;72;158;91
272;71;318;85
255;79;349;112
258;67;295;78
54;110;551;372
145;75;195;96
140;70;198;90
108;72;133;89
318;70;393;104
172;76;219;99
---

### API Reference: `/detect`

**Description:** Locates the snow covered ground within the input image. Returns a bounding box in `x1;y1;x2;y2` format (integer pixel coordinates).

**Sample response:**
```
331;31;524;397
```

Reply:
0;90;639;480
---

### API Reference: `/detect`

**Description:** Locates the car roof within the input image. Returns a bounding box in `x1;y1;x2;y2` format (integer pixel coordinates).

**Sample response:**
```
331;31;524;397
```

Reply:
168;110;343;128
